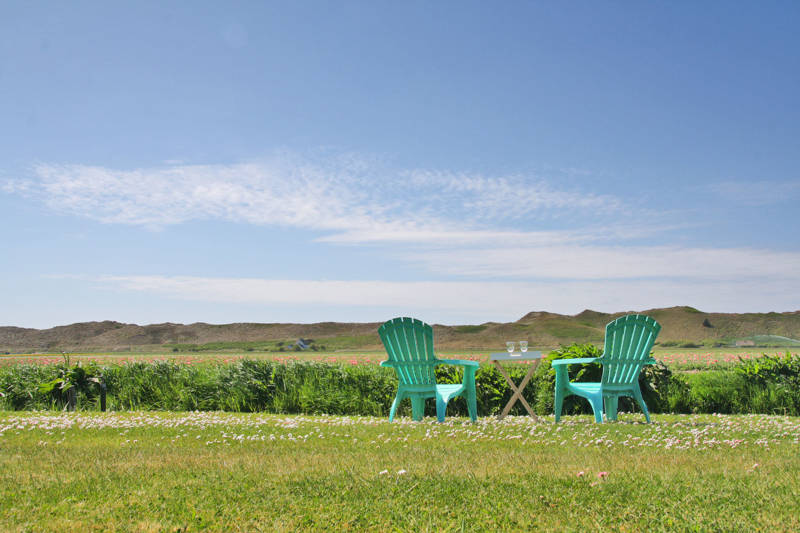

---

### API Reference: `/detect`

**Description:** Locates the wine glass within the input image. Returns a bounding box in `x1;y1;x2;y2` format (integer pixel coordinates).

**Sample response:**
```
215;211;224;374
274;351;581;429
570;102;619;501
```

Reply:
519;341;528;353
506;341;515;355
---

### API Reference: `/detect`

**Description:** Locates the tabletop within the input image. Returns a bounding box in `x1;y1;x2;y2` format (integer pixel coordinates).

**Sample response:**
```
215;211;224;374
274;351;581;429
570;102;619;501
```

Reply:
489;351;543;361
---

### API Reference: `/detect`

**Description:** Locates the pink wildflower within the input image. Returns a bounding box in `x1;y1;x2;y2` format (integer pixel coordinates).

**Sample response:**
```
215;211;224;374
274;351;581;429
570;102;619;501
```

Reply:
597;471;608;479
576;471;585;478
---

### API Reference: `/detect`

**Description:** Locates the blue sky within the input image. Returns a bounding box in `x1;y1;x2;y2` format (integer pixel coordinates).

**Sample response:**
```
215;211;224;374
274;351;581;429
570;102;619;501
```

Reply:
2;1;799;328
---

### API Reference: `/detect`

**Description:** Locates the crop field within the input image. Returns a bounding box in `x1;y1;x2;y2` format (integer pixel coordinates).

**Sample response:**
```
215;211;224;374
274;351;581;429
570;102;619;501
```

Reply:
1;347;795;370
1;411;798;531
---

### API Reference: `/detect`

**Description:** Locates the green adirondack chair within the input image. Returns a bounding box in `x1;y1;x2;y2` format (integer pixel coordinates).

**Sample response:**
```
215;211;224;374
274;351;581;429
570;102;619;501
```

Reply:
553;314;661;423
379;317;478;422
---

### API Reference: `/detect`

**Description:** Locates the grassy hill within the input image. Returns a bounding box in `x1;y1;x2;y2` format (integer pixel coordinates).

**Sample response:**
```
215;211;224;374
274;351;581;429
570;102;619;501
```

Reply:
1;307;799;353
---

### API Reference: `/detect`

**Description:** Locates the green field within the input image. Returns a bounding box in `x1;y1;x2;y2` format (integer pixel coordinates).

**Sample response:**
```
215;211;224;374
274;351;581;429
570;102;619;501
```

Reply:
1;411;798;531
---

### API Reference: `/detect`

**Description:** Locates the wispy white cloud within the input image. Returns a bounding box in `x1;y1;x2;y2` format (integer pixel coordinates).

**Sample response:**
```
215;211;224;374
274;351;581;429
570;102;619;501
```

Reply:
16;156;797;292
15;156;624;245
30;159;380;230
1;178;32;194
403;169;620;219
92;275;800;319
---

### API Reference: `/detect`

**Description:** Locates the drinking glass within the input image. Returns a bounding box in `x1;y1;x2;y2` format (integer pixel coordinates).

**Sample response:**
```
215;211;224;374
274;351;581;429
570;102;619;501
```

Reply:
519;341;528;353
506;341;515;355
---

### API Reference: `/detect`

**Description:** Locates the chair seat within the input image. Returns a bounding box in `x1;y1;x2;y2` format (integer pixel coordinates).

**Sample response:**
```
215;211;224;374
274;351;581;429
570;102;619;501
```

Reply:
568;383;602;395
436;384;466;402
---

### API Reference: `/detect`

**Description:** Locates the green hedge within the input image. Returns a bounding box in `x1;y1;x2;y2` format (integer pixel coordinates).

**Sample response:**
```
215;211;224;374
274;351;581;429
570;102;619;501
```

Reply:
1;347;799;416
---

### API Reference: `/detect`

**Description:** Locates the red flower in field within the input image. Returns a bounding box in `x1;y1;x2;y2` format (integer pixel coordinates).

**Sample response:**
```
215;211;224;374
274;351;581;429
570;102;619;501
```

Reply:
597;471;608;479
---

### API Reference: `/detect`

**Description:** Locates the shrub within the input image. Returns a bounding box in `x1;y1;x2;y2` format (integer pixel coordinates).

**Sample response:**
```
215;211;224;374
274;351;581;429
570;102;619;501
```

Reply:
39;357;105;410
0;364;55;409
682;371;750;413
734;352;800;413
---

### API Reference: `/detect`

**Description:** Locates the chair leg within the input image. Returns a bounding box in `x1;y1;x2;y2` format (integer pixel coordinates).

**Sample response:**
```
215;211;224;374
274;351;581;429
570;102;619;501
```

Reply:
435;395;447;423
389;391;404;422
589;395;604;423
633;386;651;423
554;389;564;423
466;386;477;423
554;366;568;423
410;395;425;421
604;395;619;421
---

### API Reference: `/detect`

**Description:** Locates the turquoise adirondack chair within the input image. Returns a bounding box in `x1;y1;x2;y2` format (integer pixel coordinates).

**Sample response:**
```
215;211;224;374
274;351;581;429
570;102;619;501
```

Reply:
553;314;661;423
379;317;478;422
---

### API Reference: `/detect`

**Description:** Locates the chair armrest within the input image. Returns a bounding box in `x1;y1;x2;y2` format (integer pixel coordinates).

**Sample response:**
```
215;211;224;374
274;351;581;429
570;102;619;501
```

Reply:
550;357;601;366
437;359;480;368
380;361;393;367
645;357;658;365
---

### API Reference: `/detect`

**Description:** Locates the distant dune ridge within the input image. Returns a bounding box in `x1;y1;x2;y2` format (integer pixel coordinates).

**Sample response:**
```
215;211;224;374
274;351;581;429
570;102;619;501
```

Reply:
1;307;799;353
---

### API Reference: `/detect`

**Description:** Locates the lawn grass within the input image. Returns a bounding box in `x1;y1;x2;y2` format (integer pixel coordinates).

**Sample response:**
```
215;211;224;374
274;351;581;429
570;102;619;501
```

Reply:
1;411;798;531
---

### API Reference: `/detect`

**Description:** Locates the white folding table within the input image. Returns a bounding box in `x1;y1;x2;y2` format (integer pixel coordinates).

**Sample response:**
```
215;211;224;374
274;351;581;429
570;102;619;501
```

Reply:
490;351;543;420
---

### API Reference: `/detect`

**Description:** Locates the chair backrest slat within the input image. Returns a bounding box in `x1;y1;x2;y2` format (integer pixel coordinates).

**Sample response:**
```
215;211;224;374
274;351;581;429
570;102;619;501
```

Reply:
379;317;438;386
601;314;661;387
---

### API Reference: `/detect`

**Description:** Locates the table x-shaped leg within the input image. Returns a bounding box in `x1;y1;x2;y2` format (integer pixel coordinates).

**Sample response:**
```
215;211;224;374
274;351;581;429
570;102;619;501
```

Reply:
493;360;541;420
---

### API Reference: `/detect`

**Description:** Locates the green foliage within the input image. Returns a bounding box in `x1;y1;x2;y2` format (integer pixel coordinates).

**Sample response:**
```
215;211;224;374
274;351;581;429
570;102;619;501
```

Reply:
736;351;800;383
0;364;55;409
734;351;800;413
683;371;750;413
39;355;102;393
37;355;105;410
452;325;487;334
667;352;800;415
166;340;295;352
2;350;800;416
165;339;332;353
543;321;603;340
97;359;398;414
